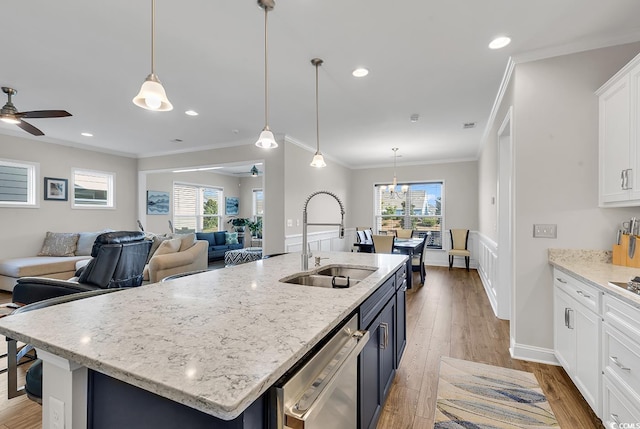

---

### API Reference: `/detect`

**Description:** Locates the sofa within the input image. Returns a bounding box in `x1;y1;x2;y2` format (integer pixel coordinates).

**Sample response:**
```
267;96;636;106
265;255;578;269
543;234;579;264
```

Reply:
196;231;243;261
0;230;209;291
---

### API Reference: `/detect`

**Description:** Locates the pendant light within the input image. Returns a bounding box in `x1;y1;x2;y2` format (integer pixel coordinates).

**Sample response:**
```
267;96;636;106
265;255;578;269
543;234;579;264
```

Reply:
255;0;278;149
133;0;173;111
309;58;327;168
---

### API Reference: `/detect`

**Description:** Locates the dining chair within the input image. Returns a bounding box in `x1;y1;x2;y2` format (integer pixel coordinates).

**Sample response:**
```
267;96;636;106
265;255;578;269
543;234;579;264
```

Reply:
372;234;395;254
411;234;429;284
395;228;413;239
356;230;367;243
448;229;470;271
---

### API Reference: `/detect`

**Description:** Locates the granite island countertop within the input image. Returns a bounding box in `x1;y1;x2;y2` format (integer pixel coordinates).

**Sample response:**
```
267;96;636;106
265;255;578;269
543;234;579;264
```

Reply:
0;251;407;420
548;248;640;309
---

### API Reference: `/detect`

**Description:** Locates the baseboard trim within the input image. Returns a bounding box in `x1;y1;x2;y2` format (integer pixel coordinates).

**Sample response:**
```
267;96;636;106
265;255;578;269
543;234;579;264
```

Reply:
509;342;559;366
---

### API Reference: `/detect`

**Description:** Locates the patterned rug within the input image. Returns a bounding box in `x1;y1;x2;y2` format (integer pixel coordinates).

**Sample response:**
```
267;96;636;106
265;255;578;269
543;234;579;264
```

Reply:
434;357;559;428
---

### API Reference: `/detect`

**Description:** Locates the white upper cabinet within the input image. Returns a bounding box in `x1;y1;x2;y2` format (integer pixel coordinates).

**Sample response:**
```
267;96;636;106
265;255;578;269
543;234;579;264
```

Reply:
598;53;640;207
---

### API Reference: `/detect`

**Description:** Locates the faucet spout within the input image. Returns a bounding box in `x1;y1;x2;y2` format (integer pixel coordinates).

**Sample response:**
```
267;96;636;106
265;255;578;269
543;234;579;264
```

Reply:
301;191;345;270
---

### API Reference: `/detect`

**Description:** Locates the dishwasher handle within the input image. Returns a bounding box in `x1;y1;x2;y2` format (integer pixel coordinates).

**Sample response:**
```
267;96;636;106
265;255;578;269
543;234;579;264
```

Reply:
287;329;369;420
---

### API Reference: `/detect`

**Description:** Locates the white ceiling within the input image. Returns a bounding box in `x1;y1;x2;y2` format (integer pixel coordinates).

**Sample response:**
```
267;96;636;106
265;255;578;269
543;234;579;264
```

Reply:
2;0;640;169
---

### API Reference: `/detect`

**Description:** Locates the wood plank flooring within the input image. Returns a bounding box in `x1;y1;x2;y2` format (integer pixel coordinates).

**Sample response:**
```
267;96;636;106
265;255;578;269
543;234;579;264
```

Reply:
377;266;604;429
0;267;603;428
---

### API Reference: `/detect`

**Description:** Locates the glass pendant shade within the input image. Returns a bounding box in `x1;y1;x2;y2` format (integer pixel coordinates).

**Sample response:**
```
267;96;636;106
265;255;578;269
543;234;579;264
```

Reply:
310;152;326;168
255;127;277;149
132;74;173;111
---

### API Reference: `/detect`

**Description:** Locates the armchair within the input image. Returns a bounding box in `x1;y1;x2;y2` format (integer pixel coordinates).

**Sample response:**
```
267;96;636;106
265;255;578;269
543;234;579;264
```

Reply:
12;231;151;305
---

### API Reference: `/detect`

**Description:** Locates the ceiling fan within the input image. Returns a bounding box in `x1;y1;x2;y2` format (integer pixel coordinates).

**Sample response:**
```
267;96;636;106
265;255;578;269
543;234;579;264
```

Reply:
0;87;72;136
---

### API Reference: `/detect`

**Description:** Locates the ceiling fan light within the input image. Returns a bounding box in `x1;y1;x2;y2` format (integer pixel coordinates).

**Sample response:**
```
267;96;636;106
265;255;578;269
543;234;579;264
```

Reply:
251;165;259;176
133;76;173;111
0;116;20;125
310;152;326;168
255;127;278;149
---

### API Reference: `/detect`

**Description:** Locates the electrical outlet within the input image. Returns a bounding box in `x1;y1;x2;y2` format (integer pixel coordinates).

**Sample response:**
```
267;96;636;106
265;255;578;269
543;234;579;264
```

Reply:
49;396;65;429
533;224;557;238
287;219;292;227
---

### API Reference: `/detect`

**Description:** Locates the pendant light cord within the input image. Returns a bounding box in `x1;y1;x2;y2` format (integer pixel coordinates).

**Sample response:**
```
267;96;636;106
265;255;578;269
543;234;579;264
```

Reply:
315;61;320;152
151;0;156;76
264;7;269;128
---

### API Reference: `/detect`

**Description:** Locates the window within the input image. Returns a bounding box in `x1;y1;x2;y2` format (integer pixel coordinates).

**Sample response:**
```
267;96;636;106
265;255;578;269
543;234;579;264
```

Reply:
374;182;443;249
173;183;222;233
252;189;264;220
0;159;38;207
73;168;114;208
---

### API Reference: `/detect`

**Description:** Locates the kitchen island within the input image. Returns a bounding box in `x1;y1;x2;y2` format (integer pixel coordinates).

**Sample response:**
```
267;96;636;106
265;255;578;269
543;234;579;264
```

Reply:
0;251;407;428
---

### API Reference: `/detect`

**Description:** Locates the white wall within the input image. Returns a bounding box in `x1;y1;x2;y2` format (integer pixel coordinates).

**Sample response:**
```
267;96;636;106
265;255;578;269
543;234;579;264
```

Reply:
0;134;138;259
480;42;640;360
144;170;249;235
349;160;479;233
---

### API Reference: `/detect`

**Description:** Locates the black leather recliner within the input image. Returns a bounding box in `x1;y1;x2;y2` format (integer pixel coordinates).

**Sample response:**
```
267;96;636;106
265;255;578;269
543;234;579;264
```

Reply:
7;231;151;402
12;231;151;305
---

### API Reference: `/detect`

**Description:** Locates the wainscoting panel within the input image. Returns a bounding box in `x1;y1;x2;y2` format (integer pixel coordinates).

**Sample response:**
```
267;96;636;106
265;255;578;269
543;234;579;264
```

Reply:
285;229;355;254
476;233;499;318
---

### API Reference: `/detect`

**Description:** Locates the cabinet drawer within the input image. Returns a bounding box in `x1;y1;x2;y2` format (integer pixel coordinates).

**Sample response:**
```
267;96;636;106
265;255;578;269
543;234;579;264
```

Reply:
554;269;601;313
603;322;640;399
395;265;407;290
604;294;640;345
603;375;640;427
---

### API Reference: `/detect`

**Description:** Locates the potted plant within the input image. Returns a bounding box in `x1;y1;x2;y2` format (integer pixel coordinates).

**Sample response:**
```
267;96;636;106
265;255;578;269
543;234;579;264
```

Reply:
227;217;249;232
246;218;263;238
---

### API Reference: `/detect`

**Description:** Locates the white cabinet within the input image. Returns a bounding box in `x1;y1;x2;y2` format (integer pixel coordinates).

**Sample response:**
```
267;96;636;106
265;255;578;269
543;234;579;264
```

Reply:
602;293;640;424
598;53;640;206
553;269;602;415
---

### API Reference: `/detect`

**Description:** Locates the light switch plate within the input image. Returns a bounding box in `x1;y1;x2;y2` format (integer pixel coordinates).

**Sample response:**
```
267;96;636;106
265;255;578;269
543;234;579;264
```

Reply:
533;224;557;238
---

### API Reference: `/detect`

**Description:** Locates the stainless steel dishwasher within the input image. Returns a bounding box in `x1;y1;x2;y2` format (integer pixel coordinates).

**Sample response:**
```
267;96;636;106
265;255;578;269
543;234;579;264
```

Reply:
272;314;369;429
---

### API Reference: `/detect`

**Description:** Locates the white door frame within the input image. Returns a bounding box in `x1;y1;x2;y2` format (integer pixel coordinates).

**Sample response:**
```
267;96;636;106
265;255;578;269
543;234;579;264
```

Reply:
497;106;514;322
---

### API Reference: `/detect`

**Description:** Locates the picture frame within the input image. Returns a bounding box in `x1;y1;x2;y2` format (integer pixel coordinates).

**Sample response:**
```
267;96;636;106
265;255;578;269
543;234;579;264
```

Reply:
44;177;68;201
225;196;239;215
147;190;170;215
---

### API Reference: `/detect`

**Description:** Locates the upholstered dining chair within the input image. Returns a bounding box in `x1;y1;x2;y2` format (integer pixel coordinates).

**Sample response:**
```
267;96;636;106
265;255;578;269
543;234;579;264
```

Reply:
395;228;413;239
372;234;395;254
448;229;470;271
411;233;429;284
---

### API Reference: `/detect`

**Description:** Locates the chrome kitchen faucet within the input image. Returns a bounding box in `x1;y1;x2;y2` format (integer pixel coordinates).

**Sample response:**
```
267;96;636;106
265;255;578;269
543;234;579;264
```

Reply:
301;191;345;270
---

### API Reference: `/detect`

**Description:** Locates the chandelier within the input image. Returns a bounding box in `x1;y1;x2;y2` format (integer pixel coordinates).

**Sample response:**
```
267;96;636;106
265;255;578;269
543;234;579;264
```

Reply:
380;148;408;198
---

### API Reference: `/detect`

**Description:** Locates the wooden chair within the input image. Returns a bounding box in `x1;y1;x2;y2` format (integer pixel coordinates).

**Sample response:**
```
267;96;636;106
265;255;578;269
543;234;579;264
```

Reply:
395;228;413;239
411;233;429;284
372;234;395;254
448;229;470;271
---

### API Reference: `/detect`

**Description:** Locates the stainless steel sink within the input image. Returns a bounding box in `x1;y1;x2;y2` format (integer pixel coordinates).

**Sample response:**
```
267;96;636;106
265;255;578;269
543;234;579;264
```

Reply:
280;265;377;289
316;266;377;280
283;274;360;288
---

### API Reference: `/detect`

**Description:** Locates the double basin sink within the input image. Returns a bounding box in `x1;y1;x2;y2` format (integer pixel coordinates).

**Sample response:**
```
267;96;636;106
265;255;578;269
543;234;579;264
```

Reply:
280;265;378;289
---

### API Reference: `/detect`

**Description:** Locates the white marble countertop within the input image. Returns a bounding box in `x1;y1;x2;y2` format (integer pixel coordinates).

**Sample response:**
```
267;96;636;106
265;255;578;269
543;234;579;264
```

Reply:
0;251;406;420
548;248;640;309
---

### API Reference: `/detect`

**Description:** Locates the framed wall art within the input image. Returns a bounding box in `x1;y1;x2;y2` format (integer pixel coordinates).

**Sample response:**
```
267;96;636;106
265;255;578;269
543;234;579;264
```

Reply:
44;177;68;201
225;196;239;215
147;190;170;215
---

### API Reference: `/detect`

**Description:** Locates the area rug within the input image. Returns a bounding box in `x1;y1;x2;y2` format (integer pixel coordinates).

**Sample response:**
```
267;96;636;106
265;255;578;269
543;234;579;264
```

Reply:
434;357;559;428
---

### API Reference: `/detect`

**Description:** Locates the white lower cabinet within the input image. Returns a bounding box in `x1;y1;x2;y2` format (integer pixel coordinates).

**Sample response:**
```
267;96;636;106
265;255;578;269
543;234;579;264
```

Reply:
603;293;640;425
553;270;601;416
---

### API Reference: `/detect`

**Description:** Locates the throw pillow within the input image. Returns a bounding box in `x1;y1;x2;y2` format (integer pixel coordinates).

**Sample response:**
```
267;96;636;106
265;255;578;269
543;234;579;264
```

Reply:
146;234;170;264
153;237;181;257
38;232;80;257
225;232;239;245
171;232;196;252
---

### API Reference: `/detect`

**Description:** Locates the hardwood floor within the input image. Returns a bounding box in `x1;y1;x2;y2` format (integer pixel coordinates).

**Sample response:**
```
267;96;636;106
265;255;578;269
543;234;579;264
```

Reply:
377;266;604;429
0;268;603;428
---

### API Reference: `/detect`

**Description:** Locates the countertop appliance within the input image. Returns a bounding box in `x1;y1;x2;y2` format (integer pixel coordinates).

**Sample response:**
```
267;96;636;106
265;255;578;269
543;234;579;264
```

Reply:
272;314;369;429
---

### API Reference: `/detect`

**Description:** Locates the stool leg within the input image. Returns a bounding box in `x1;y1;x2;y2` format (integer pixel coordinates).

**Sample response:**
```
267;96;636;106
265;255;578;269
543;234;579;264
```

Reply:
465;256;469;271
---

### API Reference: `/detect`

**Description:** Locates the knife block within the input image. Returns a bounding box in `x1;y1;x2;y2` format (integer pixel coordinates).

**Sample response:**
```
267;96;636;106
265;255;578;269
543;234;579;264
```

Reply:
613;234;640;267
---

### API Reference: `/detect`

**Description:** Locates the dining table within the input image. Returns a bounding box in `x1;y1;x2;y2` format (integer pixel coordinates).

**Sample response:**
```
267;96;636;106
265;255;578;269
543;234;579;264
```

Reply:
353;237;425;289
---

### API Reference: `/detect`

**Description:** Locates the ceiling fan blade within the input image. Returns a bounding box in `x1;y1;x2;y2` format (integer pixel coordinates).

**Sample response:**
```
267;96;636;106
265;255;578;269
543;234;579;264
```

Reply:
17;120;44;136
18;110;72;119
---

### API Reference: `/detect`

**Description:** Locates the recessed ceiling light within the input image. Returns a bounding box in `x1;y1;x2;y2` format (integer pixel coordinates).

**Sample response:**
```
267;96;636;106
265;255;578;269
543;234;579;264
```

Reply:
352;68;369;78
185;110;198;116
81;132;93;137
489;36;511;50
